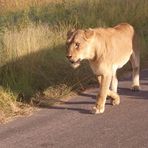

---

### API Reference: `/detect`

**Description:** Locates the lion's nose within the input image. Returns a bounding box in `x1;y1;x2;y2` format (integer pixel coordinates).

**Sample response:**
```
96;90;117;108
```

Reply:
66;55;72;59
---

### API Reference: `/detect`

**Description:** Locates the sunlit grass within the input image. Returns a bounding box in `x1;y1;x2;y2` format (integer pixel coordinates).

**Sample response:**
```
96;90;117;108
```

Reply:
3;24;53;61
0;0;62;13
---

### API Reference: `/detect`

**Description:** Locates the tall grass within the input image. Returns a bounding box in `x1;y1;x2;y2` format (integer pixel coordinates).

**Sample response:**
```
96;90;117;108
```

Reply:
0;0;62;13
3;24;52;60
0;86;33;123
0;0;148;121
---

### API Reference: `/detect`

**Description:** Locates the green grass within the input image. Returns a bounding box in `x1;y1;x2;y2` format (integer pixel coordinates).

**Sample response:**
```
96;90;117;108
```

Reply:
0;0;148;122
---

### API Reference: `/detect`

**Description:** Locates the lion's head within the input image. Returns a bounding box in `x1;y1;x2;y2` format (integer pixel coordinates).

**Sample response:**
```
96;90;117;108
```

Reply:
66;29;95;68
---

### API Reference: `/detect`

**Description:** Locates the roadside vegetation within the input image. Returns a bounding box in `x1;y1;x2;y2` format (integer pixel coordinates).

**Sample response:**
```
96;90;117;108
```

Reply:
0;0;148;122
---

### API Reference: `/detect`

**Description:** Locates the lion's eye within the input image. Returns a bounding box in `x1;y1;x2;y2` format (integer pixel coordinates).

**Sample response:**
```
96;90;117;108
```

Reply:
75;42;80;49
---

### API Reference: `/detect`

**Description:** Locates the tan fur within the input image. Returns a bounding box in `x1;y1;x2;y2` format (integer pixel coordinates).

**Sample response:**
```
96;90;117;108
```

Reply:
66;23;140;114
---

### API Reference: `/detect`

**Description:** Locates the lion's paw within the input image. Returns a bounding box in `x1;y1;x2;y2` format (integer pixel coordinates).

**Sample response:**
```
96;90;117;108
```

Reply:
131;85;140;91
111;98;120;106
92;105;105;114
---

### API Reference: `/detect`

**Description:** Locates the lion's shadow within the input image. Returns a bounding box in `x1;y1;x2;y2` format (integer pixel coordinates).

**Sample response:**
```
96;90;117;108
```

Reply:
39;72;148;115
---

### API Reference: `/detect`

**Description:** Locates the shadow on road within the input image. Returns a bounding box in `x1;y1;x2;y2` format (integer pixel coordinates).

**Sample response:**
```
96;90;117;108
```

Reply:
40;70;148;115
119;88;148;100
46;89;147;115
77;92;96;100
41;104;93;115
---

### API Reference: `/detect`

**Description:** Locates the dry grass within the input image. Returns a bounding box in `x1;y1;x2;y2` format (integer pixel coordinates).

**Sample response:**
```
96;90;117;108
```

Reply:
0;21;90;105
3;24;53;62
0;87;34;123
0;0;62;13
0;23;66;122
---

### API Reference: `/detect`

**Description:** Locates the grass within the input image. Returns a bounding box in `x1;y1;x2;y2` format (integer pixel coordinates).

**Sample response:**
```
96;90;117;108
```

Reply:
0;0;62;13
0;86;33;123
0;0;148;122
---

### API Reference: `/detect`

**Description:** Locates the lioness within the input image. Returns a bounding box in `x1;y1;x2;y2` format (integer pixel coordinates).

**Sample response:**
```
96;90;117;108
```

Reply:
66;23;140;114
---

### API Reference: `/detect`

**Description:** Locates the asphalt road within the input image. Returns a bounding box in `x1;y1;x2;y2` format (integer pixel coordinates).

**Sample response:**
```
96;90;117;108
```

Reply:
0;69;148;148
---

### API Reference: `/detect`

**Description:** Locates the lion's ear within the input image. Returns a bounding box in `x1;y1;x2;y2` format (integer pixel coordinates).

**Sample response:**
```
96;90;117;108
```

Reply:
84;29;94;39
67;29;76;39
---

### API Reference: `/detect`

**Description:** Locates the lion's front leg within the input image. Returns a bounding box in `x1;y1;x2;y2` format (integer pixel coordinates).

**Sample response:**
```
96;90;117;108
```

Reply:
92;75;112;114
108;90;120;106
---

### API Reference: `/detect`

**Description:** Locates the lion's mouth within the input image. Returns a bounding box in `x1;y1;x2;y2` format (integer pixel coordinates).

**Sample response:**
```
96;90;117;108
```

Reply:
70;59;81;68
70;59;81;65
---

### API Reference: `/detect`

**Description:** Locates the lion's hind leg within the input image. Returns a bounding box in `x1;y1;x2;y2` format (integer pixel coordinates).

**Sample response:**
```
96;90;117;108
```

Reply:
130;52;140;91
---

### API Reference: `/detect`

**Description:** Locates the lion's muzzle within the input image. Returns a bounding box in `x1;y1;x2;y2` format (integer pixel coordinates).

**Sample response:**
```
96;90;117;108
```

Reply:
66;55;81;68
